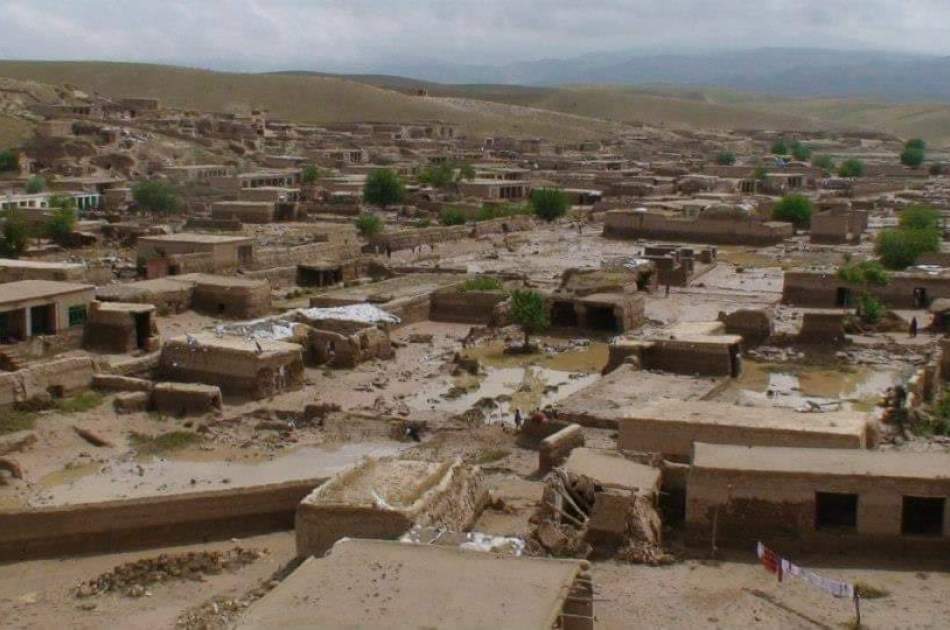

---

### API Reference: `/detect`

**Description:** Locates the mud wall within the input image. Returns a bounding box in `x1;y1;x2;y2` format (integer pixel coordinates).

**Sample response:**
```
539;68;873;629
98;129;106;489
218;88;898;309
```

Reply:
783;271;950;308
0;356;96;407
0;478;323;562
642;341;736;377
190;282;272;319
430;289;508;325
159;343;304;399
603;211;793;246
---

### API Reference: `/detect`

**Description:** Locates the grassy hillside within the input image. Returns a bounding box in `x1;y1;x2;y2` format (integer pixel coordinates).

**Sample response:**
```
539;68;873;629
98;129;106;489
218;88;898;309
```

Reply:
0;61;623;142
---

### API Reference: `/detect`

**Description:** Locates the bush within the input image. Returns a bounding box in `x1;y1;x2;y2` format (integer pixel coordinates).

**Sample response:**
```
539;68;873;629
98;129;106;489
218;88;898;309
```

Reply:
411;217;431;228
301;164;320;184
510;289;549;349
770;139;788;155
530;188;569;222
439;207;467;226
856;293;885;324
459;277;504;292
24;176;46;194
905;138;926;152
811;154;835;171
838;159;866;178
716;151;736;165
418;163;456;189
0;149;18;173
899;205;941;232
132;180;181;214
875;228;940;269
901;147;925;168
363;168;405;209
354;213;383;238
791;141;812;161
752;165;768;181
476;203;531;222
0;209;30;258
457;163;476;181
771;194;814;228
45;206;77;246
837;260;890;287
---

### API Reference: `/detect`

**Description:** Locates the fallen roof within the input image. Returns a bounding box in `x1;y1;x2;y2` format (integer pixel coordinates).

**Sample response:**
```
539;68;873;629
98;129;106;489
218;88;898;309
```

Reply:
235;539;583;630
296;303;400;325
563;448;661;493
692;442;950;480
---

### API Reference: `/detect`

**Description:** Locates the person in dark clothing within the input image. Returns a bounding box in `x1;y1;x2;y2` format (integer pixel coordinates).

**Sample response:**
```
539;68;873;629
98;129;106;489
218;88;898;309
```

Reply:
513;408;523;429
665;284;671;297
910;317;918;338
405;425;421;442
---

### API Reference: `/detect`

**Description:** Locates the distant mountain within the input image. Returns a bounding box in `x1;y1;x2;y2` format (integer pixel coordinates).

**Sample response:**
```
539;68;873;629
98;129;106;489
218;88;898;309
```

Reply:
331;48;950;102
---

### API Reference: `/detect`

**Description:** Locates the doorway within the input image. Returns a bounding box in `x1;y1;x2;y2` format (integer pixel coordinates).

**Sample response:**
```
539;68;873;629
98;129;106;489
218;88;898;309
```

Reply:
901;496;945;536
815;492;858;532
835;287;852;308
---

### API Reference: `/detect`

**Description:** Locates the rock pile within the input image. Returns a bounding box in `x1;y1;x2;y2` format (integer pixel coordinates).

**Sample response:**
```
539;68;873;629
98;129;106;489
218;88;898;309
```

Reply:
75;547;265;598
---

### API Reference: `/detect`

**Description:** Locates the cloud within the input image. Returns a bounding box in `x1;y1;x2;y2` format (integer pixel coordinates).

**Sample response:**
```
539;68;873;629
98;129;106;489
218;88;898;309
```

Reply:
0;0;948;72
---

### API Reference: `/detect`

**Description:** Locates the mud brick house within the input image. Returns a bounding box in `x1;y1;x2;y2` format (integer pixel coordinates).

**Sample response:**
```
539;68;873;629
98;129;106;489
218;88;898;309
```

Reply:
0;259;87;283
809;204;867;244
686;443;950;555
783;268;950;309
159;332;303;399
162;164;232;183
619;401;871;462
136;233;255;277
0;280;94;345
238;539;593;630
606;322;743;377
603;207;794;246
209;169;301;192
547;292;645;334
96;278;194;314
295;457;485;558
458;178;531;201
209;200;295;224
293;304;397;368
82;301;158;353
171;273;271;319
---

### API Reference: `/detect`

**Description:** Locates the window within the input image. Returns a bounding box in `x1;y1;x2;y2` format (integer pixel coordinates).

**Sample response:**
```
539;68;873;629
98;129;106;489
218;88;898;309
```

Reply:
902;496;945;537
68;305;88;327
815;492;858;532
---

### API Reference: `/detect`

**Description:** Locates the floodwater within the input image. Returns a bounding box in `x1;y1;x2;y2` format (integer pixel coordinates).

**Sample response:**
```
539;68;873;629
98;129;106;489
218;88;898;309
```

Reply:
406;340;606;425
721;360;905;411
31;441;407;507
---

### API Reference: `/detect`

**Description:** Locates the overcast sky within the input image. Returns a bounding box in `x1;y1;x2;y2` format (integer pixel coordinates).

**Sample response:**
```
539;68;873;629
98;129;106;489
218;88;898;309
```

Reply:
1;0;949;71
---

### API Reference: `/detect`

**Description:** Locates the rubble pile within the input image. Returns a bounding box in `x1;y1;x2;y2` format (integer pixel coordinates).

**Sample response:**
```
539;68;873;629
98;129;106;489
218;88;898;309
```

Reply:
75;547;265;598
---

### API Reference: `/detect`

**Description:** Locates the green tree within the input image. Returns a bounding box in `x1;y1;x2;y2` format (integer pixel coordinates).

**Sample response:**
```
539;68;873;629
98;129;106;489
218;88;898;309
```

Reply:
901;147;925;168
457;163;476;181
875;228;940;269
838;159;866;178
771;194;814;228
363;168;405;209
132;180;181;214
811;154;835;172
530;188;569;222
439;207;466;226
418;163;455;189
837;261;890;324
301;164;320;184
0;209;30;258
791;141;812;161
716;151;736;165
0;149;18;173
770;139;789;155
45;205;77;246
354;213;383;238
899;205;941;232
510;289;549;350
906;138;927;152
24;176;46;194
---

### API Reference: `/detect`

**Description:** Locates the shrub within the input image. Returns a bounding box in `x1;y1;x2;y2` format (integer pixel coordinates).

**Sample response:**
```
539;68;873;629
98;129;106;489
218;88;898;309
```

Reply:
770;139;788;155
24;176;46;194
811;154;835;171
45;205;77;246
875;228;940;269
771;194;814;228
0;209;30;258
476;203;531;222
752;165;768;181
418;163;456;189
457;163;476;181
363;168;405;209
130;430;201;454
837;260;890;287
905;138;926;152
354;213;383;238
899;205;941;232
901;147;925;168
0;149;18;173
838;159;866;178
856;293;885;324
530;188;569;222
716;151;736;165
459;277;504;292
411;217;432;228
301;164;320;184
791;141;812;161
439;207;467;226
132;180;181;214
